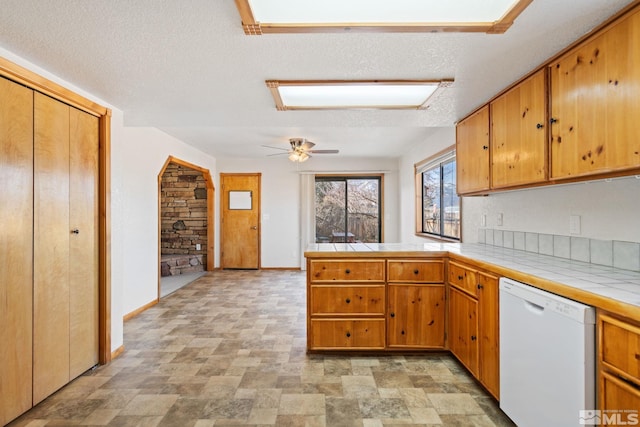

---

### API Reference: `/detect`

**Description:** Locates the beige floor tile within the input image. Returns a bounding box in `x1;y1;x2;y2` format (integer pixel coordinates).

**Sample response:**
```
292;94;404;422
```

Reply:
427;393;485;415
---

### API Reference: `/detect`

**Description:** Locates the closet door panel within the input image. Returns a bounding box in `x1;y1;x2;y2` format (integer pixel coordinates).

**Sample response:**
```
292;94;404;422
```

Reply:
69;108;99;379
33;93;70;404
0;77;34;425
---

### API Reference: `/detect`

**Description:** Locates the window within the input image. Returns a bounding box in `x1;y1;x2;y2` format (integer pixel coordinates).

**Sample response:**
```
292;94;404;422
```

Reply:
315;175;382;243
416;149;460;240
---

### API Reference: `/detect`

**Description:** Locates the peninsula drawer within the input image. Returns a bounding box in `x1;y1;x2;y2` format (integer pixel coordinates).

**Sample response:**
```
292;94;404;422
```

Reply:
448;261;479;296
387;260;444;283
310;285;385;315
309;259;385;282
600;314;640;382
309;319;385;349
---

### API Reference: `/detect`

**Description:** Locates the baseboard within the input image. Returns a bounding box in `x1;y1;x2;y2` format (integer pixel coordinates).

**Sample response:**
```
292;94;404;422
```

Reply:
123;299;158;321
111;345;125;360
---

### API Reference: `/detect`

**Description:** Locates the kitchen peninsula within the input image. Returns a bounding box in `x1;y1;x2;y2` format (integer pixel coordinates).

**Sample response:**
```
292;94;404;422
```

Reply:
304;242;640;404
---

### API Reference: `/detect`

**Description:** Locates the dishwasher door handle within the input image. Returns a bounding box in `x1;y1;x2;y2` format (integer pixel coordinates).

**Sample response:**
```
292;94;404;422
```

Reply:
524;300;545;314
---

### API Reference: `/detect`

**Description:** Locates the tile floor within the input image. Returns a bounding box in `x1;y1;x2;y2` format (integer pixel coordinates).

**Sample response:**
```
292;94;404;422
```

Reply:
8;270;515;427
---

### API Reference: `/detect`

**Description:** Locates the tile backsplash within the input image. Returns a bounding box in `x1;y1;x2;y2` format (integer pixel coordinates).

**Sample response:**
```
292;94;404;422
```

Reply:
478;229;640;272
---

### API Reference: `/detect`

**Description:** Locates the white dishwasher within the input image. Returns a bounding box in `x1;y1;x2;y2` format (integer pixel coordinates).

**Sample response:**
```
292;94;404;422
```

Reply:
499;277;596;427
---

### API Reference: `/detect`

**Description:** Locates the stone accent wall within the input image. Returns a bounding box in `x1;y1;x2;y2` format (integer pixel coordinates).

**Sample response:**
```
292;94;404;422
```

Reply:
160;163;207;275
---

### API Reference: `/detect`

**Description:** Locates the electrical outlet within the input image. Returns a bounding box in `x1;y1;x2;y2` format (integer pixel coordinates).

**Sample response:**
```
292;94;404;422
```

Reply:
497;213;503;227
196;243;201;250
569;215;581;235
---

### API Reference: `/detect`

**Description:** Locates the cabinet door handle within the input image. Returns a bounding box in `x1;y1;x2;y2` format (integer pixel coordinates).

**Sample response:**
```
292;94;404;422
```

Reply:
550;117;558;124
477;284;483;289
482;145;489;150
536;123;544;129
346;332;351;338
345;298;351;304
390;312;395;318
458;275;463;280
471;335;477;341
71;228;80;234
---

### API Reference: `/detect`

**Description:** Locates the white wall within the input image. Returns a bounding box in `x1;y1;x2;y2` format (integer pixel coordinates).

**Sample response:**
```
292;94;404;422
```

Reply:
116;127;217;316
462;177;640;243
398;127;457;243
216;156;400;268
398;127;640;245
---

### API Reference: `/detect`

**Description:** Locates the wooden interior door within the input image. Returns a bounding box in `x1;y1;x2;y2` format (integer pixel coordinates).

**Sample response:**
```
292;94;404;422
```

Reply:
0;77;34;425
69;107;99;378
33;93;71;404
221;173;260;269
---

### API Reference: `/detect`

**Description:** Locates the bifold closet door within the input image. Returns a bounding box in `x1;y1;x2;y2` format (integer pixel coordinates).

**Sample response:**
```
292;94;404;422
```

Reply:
0;77;34;425
69;107;99;379
33;92;71;405
32;93;99;404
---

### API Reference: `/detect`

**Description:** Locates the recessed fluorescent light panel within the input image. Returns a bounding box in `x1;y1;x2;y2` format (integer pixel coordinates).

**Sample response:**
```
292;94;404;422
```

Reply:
266;80;452;111
235;0;532;34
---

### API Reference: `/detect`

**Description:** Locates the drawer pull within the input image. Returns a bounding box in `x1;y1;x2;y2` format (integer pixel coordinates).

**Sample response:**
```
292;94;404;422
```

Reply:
401;330;405;335
413;269;419;274
390;312;395;318
458;275;463;280
471;335;477;341
477;284;484;289
346;332;351;338
345;269;351;274
345;298;351;304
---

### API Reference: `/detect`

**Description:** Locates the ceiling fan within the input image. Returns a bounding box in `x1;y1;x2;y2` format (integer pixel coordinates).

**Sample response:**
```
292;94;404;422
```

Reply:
263;138;339;162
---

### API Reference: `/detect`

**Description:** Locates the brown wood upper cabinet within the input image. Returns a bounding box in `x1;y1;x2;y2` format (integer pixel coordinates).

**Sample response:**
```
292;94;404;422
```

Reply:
491;69;547;189
549;8;640;179
456;105;490;195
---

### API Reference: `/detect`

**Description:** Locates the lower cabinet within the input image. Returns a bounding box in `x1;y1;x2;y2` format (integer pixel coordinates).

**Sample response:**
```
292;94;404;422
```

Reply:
388;284;445;348
598;312;640;418
448;260;500;399
310;319;385;349
448;286;479;375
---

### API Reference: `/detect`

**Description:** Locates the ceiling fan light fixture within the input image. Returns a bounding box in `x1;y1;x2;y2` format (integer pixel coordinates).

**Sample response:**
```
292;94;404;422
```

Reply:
288;151;309;162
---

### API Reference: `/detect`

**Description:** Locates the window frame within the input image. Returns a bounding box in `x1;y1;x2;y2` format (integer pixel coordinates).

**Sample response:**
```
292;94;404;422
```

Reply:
414;146;461;242
314;174;384;243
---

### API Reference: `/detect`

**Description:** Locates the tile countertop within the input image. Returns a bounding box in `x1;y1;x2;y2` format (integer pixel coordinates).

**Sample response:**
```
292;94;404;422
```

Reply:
305;242;640;318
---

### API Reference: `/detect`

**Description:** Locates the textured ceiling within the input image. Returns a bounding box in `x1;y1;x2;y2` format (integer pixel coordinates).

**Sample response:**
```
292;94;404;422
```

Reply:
0;0;634;158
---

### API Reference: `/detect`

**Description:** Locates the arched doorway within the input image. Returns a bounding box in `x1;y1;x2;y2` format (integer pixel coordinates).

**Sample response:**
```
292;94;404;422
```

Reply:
157;156;214;298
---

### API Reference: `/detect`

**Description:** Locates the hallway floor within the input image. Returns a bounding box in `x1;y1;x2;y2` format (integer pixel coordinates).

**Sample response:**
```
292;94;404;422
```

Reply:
9;270;515;427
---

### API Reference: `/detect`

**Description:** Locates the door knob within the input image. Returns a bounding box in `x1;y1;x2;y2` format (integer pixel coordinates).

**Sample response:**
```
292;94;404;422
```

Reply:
251;226;257;230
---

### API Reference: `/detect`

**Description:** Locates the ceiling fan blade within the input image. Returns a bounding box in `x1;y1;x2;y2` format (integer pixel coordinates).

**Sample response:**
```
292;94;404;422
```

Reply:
300;140;315;151
266;152;289;157
261;144;289;151
308;149;339;154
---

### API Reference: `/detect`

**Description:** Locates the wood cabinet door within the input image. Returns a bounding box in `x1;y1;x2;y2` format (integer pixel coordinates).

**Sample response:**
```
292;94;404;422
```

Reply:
69;108;99;379
0;77;34;426
491;69;547;188
456;105;490;194
387;284;445;348
477;272;500;399
448;286;479;376
33;93;71;404
550;10;640;179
